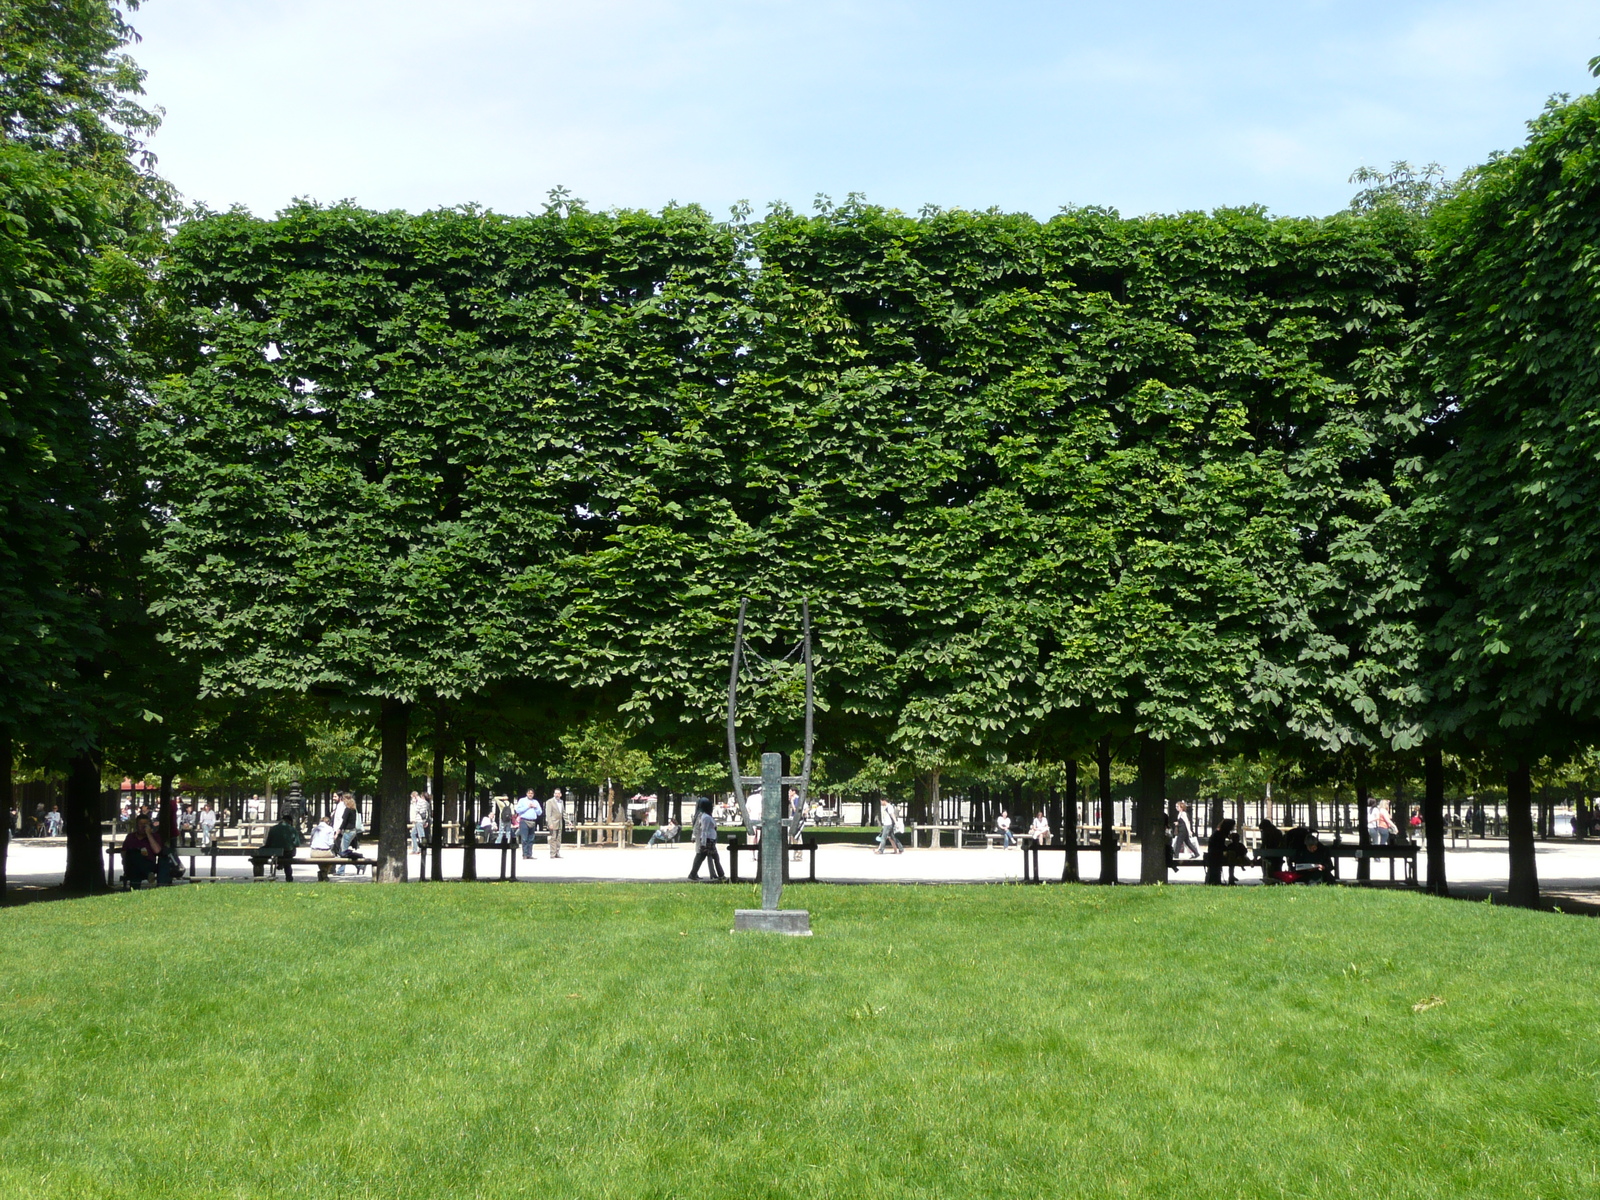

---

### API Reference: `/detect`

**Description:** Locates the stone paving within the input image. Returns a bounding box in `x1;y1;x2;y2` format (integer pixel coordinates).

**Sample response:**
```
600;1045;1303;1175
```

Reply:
6;835;1600;908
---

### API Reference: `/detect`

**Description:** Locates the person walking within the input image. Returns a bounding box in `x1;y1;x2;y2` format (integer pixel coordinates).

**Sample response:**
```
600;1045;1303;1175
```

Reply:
1379;799;1401;844
514;790;542;859
1369;798;1399;846
545;788;565;858
876;799;903;854
1171;800;1201;860
409;791;431;853
492;795;514;845
689;798;724;881
333;795;360;874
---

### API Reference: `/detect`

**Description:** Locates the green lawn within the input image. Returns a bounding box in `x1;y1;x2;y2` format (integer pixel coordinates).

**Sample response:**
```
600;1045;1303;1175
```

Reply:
1;882;1596;1199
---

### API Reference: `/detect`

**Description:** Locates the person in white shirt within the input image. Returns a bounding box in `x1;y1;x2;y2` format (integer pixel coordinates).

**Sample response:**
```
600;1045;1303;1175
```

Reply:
410;791;430;852
1028;811;1051;845
1170;800;1200;859
876;799;903;854
196;802;217;849
997;810;1015;848
309;815;337;854
745;790;763;845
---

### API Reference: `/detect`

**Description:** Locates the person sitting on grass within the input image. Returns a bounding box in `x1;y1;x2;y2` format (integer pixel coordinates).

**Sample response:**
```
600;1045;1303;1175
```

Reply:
648;818;680;846
121;815;171;889
250;812;303;880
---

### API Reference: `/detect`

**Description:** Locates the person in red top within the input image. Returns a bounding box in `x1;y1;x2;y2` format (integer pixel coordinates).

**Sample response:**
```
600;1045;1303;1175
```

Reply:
121;815;171;888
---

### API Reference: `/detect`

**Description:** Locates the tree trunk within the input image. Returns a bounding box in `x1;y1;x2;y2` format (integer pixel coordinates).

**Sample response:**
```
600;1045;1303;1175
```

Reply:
376;698;411;883
1355;752;1372;882
1097;738;1117;884
1063;759;1079;882
1505;758;1539;908
1138;734;1167;884
462;735;478;881
1423;747;1448;897
0;728;11;903
430;702;446;882
63;748;106;893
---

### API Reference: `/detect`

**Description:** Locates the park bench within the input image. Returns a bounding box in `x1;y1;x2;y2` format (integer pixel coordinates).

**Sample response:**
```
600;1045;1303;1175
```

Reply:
572;821;632;847
103;842;365;885
907;822;966;849
1019;840;1096;883
727;836;818;884
1255;842;1418;887
238;847;367;881
1341;842;1418;885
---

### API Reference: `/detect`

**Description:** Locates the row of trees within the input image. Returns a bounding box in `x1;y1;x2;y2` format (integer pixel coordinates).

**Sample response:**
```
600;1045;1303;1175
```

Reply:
5;2;1600;904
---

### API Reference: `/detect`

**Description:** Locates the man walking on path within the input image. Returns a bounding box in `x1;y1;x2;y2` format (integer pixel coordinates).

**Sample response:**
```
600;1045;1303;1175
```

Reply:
410;791;431;853
688;798;724;880
876;799;903;854
545;789;565;858
1171;800;1200;860
514;790;542;858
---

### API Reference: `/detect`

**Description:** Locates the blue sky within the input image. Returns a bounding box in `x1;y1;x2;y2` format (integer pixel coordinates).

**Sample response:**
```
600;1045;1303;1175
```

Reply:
130;0;1599;220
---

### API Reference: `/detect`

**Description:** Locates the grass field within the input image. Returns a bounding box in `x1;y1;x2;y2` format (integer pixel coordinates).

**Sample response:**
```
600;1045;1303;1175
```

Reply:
1;882;1596;1199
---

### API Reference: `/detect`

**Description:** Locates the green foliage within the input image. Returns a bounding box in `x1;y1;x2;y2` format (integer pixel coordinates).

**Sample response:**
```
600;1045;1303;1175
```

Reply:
555;720;652;789
146;198;1432;784
0;0;171;768
1423;88;1600;744
575;201;1427;766
0;145;112;722
0;0;160;174
145;200;742;713
1347;161;1459;216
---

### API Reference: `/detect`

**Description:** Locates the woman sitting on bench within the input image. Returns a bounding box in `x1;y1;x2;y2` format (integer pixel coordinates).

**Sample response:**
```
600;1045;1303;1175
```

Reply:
122;815;171;889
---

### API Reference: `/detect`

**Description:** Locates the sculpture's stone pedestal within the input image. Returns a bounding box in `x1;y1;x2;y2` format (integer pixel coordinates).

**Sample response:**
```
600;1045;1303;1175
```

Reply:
733;909;812;936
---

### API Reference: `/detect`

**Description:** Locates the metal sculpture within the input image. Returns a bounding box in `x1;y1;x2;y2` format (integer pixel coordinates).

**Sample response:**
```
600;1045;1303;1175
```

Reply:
726;598;814;918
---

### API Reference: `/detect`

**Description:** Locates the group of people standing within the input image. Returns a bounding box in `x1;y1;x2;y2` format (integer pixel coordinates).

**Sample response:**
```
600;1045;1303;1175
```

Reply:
474;788;566;859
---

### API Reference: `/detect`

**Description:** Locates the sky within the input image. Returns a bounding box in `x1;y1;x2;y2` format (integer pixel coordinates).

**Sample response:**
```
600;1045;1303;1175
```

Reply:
127;0;1600;221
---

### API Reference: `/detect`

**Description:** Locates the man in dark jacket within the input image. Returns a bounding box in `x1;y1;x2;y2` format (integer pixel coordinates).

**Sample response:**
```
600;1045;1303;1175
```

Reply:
1204;817;1235;885
251;813;303;880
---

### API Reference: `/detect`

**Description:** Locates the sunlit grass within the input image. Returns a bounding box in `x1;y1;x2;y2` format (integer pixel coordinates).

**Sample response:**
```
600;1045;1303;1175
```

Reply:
1;882;1595;1198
